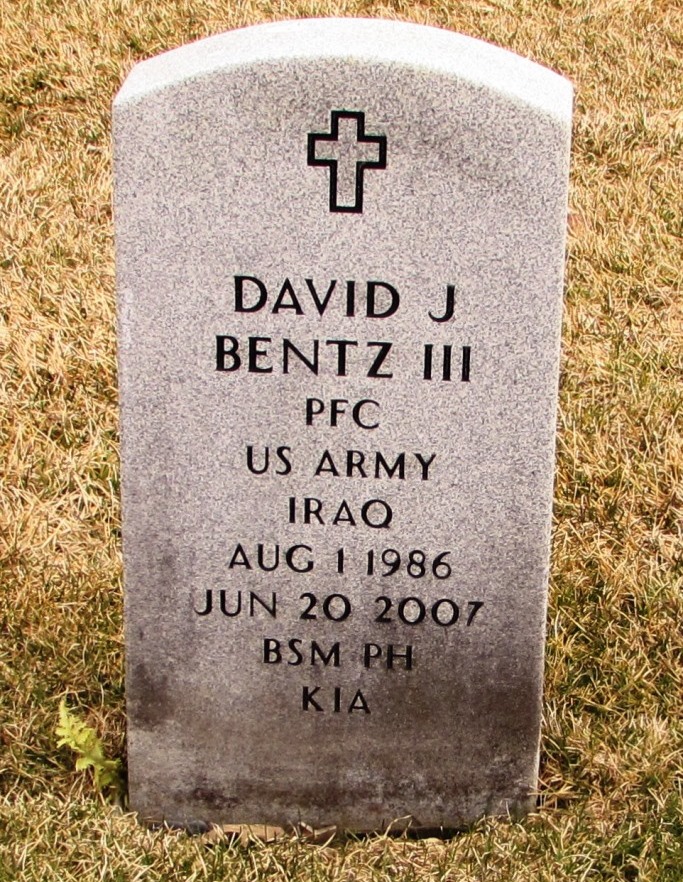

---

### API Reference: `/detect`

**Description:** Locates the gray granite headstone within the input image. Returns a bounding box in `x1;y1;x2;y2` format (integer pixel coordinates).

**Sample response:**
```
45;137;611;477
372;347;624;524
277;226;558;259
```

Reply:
114;18;572;831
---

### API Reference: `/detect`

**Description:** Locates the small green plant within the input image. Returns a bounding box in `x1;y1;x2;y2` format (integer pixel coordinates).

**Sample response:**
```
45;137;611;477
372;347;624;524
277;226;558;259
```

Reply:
56;698;124;802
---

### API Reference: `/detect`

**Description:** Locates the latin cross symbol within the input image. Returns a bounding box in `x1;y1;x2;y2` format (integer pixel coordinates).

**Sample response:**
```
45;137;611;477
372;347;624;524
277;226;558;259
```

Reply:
307;110;387;214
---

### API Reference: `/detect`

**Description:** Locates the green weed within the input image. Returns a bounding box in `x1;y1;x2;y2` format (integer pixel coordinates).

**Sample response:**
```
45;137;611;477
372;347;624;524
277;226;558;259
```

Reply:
55;699;124;804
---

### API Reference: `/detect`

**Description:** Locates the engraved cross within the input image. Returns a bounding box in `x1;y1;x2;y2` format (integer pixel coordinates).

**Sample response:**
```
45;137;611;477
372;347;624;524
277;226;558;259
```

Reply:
307;110;387;214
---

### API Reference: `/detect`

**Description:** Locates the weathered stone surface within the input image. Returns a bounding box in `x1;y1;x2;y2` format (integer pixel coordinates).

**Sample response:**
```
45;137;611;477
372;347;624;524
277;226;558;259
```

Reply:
114;17;572;830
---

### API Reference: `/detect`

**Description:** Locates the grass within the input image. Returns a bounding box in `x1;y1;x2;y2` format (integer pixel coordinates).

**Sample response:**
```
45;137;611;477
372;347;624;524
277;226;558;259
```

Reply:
1;0;682;879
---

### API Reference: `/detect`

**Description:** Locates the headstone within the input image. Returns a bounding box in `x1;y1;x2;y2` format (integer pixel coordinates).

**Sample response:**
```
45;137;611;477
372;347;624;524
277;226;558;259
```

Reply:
114;18;572;830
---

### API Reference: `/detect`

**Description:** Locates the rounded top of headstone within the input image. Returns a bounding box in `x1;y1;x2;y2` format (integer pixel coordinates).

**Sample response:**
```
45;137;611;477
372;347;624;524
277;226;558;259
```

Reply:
114;18;572;122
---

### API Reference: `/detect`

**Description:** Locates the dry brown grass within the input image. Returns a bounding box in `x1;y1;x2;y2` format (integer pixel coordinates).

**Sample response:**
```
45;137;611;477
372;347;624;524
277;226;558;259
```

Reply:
1;0;682;879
